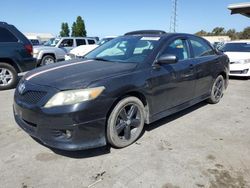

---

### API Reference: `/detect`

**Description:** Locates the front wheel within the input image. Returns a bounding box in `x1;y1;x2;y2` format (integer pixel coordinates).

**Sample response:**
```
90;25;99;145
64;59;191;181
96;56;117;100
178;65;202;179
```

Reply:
107;97;145;148
207;75;225;104
40;55;55;66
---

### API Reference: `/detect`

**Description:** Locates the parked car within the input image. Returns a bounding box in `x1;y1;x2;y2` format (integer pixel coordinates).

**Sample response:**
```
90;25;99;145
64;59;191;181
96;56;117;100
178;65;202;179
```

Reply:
14;30;229;150
220;41;250;78
0;22;36;90
27;36;42;46
33;37;97;66
65;36;117;60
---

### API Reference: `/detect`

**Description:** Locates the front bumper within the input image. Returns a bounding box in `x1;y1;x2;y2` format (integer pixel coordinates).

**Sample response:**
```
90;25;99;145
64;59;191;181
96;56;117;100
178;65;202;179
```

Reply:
229;63;250;77
13;99;108;151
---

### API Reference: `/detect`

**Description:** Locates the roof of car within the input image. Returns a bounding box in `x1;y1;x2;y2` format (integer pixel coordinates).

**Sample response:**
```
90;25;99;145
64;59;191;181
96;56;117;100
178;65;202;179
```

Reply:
226;40;250;43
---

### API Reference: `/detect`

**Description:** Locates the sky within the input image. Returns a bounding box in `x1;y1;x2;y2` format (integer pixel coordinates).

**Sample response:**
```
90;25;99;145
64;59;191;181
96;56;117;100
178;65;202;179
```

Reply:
0;0;249;37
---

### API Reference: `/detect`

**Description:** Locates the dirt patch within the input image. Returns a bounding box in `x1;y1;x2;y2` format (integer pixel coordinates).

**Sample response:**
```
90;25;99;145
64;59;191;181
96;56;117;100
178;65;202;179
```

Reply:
35;152;59;162
162;183;180;188
207;155;216;161
207;168;247;188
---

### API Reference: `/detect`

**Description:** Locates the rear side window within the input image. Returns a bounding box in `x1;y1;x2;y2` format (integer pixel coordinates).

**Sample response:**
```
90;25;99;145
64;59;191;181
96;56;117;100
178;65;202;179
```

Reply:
0;27;18;42
88;39;95;45
76;39;86;46
190;38;215;57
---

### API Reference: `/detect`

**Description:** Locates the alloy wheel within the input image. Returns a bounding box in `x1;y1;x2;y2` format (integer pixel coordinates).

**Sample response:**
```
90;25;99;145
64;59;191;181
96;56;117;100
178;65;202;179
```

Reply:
0;68;13;86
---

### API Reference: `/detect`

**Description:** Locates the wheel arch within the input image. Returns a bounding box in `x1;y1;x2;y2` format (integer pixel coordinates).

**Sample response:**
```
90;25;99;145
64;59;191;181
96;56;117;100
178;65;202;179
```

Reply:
0;58;20;73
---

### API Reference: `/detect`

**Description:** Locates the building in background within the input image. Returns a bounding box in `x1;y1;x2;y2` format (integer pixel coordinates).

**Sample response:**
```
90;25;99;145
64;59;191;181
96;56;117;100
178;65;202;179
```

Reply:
202;36;231;44
24;33;55;43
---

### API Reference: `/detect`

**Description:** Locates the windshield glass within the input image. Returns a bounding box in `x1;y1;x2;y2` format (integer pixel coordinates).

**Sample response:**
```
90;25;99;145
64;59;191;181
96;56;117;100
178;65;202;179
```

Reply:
97;38;114;46
85;36;160;63
44;38;60;47
220;43;250;52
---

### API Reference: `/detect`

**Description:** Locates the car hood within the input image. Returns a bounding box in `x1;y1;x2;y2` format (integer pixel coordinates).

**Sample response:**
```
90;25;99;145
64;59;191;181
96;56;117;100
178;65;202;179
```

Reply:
224;52;250;62
70;45;99;56
23;59;137;90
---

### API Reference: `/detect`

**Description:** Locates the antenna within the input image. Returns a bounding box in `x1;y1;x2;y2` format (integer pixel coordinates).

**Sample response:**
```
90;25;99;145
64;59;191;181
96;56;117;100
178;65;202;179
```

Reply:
170;0;178;33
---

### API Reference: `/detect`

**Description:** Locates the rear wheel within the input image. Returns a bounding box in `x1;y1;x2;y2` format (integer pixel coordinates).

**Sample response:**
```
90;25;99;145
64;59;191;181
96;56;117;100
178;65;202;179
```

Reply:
0;62;18;90
207;75;225;104
40;55;55;66
107;97;145;148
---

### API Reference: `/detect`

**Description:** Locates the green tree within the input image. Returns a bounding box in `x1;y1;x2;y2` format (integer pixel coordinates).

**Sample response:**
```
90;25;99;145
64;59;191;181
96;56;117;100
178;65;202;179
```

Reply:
75;16;87;37
212;27;225;36
239;27;250;39
195;30;208;36
226;29;238;40
71;22;77;37
60;22;70;37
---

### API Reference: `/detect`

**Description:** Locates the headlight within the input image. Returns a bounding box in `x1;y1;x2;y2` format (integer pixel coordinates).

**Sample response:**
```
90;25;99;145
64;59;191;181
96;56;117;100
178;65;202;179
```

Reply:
44;86;105;108
239;59;250;64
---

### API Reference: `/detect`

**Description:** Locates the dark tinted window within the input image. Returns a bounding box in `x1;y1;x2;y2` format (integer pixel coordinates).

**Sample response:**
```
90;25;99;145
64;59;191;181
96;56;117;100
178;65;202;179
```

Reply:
88;39;95;45
76;39;86;46
220;43;250;52
30;39;40;45
162;39;190;61
0;27;18;42
190;38;215;57
60;39;73;47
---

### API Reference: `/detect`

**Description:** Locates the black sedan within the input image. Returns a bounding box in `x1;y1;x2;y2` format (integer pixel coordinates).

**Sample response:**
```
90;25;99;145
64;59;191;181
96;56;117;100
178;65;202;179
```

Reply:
13;30;229;150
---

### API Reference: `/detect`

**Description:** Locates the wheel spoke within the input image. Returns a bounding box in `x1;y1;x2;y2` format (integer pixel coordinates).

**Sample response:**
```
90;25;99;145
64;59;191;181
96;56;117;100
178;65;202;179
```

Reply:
128;105;138;119
2;78;8;85
5;75;12;79
119;109;128;121
124;126;131;140
116;122;126;135
2;69;7;75
130;119;140;128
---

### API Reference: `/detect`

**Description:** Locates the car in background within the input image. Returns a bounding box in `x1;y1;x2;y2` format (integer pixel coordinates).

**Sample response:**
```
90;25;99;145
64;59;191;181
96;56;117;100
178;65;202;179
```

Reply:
65;36;116;60
0;22;36;90
27;36;42;46
33;37;97;66
14;30;229;150
220;40;250;78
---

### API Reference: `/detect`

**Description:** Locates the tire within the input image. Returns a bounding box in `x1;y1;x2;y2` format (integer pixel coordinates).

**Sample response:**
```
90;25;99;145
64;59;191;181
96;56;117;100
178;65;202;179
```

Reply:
0;62;18;90
107;96;145;148
40;55;55;66
207;75;225;104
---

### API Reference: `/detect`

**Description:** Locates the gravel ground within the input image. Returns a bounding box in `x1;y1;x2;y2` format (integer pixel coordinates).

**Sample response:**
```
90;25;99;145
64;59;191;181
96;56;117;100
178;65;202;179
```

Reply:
0;79;249;188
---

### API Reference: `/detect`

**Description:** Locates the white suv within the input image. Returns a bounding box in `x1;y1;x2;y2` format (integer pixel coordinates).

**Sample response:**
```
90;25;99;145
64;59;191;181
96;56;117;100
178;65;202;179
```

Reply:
33;37;97;66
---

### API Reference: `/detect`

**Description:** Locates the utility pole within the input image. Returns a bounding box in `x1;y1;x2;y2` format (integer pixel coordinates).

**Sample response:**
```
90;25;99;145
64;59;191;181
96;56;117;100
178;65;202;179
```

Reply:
170;0;178;33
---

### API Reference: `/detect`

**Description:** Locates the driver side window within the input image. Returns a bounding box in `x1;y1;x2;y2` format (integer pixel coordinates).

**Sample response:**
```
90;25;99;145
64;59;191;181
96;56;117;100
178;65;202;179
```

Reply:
161;39;189;61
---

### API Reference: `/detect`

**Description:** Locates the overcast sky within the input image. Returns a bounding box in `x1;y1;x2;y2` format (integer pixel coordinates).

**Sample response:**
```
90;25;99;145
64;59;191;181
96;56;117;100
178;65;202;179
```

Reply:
1;0;249;37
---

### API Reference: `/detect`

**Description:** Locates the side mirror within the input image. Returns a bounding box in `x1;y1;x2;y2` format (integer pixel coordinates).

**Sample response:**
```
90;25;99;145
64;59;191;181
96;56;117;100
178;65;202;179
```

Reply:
156;54;178;65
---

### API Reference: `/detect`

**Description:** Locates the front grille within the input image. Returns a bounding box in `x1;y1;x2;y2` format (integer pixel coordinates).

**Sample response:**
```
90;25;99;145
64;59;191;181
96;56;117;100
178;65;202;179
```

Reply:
17;90;47;104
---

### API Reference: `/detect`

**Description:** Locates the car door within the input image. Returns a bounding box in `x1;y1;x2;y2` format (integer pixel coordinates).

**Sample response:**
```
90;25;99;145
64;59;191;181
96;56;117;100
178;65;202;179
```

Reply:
188;36;218;98
59;39;74;53
148;37;196;115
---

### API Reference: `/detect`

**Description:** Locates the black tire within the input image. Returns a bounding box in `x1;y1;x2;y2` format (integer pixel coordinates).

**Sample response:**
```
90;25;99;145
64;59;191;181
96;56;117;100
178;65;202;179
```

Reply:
0;62;18;90
207;75;225;104
40;55;55;66
107;96;145;148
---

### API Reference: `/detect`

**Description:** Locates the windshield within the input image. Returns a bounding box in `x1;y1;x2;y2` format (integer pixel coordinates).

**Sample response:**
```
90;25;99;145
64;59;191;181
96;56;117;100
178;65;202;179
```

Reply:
220;43;250;52
44;38;60;47
97;38;114;46
85;36;160;63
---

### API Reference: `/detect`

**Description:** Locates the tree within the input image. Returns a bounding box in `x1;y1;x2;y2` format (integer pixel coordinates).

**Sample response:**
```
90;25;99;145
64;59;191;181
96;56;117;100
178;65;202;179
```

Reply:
75;16;87;37
226;29;238;40
195;30;208;36
212;27;225;36
60;22;70;37
239;27;250;39
71;22;77;37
